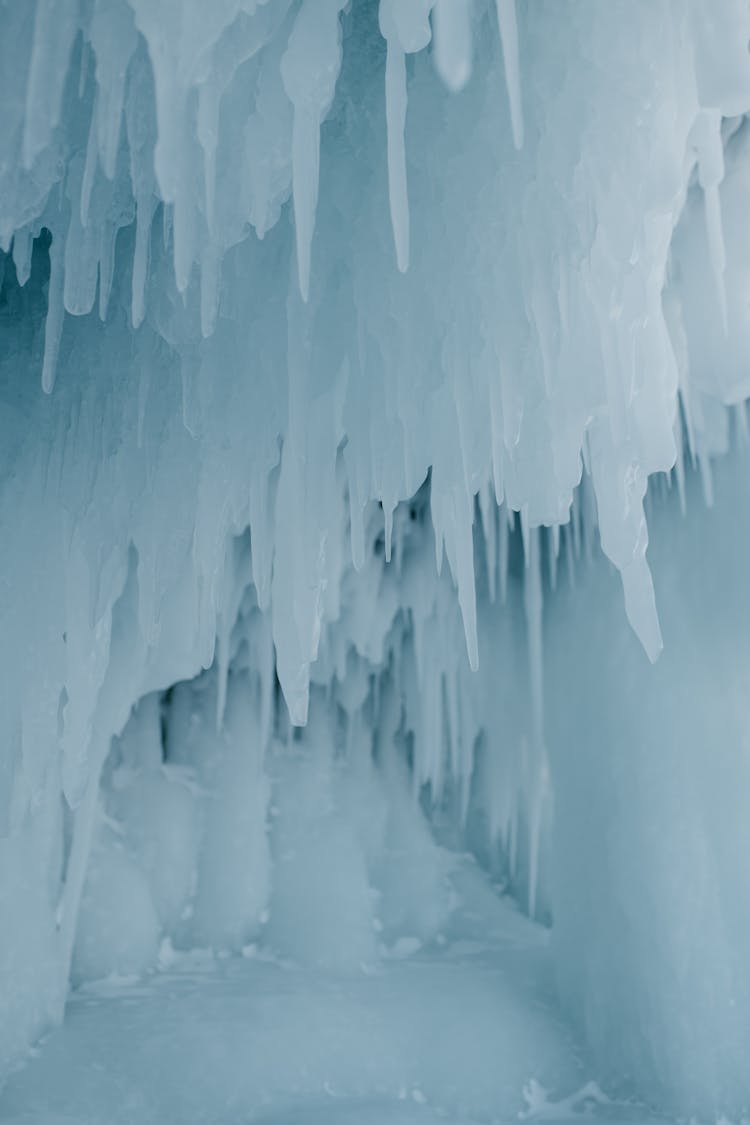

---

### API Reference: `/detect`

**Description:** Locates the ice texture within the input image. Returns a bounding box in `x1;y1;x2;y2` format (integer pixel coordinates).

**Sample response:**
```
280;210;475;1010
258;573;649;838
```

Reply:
1;0;750;1118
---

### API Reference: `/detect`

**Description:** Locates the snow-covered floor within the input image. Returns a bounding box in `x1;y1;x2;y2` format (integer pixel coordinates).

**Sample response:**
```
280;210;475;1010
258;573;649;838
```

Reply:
0;859;662;1125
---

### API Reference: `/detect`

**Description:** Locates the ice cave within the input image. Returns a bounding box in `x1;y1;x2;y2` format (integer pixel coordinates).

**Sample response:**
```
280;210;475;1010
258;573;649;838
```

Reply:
2;1;750;1122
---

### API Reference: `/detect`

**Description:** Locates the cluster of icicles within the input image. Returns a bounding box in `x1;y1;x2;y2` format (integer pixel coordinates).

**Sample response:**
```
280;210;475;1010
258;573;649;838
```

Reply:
1;0;750;1029
0;0;749;809
1;0;521;378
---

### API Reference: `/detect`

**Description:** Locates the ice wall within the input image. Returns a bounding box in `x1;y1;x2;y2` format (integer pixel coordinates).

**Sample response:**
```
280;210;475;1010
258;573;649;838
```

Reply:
2;0;750;1115
546;433;750;1118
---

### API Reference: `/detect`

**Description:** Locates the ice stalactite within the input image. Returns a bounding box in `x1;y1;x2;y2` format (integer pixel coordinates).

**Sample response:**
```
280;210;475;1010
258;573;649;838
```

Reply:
494;0;523;149
41;235;64;394
522;527;546;920
692;110;729;337
432;0;473;95
281;0;346;301
378;0;435;274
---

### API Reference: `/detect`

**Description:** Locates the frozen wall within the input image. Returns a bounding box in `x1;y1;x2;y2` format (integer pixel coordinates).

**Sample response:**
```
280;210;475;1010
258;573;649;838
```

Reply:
2;0;750;1116
547;436;750;1119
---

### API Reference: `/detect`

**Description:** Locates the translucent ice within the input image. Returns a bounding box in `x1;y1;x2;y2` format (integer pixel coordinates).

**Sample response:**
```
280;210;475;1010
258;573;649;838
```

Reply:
1;1;750;1120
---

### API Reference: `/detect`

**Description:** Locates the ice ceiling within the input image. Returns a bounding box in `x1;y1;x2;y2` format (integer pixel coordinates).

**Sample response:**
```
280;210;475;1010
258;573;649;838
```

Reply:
3;0;750;1118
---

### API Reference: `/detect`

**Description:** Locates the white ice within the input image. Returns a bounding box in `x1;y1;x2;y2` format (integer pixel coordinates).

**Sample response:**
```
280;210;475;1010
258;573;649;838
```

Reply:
2;0;750;1121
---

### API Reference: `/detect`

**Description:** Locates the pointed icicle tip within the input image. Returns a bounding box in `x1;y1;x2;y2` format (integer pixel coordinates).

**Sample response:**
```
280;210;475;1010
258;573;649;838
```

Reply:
281;0;347;302
42;240;65;394
704;184;729;338
433;0;473;94
622;556;663;664
495;0;524;150
383;36;410;273
290;106;319;303
384;504;394;562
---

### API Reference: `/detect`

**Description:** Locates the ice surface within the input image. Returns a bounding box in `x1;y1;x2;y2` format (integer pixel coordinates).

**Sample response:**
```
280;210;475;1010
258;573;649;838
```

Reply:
546;438;750;1117
2;856;589;1125
1;0;750;1119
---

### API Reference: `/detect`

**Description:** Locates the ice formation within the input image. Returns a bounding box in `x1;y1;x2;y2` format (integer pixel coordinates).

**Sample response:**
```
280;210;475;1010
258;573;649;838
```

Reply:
2;0;750;1119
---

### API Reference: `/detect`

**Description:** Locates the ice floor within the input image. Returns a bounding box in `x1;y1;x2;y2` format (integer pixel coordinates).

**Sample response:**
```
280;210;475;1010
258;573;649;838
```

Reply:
0;857;659;1125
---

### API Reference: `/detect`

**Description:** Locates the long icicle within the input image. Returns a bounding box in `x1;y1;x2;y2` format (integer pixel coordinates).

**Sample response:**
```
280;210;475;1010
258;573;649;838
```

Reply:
495;0;524;149
384;36;410;272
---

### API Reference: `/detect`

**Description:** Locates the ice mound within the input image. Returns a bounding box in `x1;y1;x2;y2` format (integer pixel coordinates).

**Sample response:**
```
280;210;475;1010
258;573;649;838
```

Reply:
2;0;750;1117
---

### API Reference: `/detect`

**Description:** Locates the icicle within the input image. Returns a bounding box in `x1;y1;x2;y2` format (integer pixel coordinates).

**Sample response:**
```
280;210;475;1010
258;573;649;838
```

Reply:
520;505;531;566
281;0;346;302
495;0;524;149
581;475;596;565
22;0;78;169
383;36;410;273
394;505;405;575
199;91;218;238
703;184;728;335
57;739;109;987
384;503;394;562
479;483;497;602
215;613;231;732
378;0;433;272
250;465;278;614
258;612;275;754
289;102;319;302
621;554;663;663
498;505;509;604
131;200;151;330
674;437;687;517
449;491;479;671
98;223;116;320
172;190;196;296
547;525;558;593
488;376;505;506
589;439;663;663
12;228;33;287
523;528;544;919
80;108;99;228
698;451;714;508
571;490;582;560
162;203;172;252
433;0;473;94
90;0;137;182
693;111;728;336
78;33;90;99
42;236;65;394
564;520;575;590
